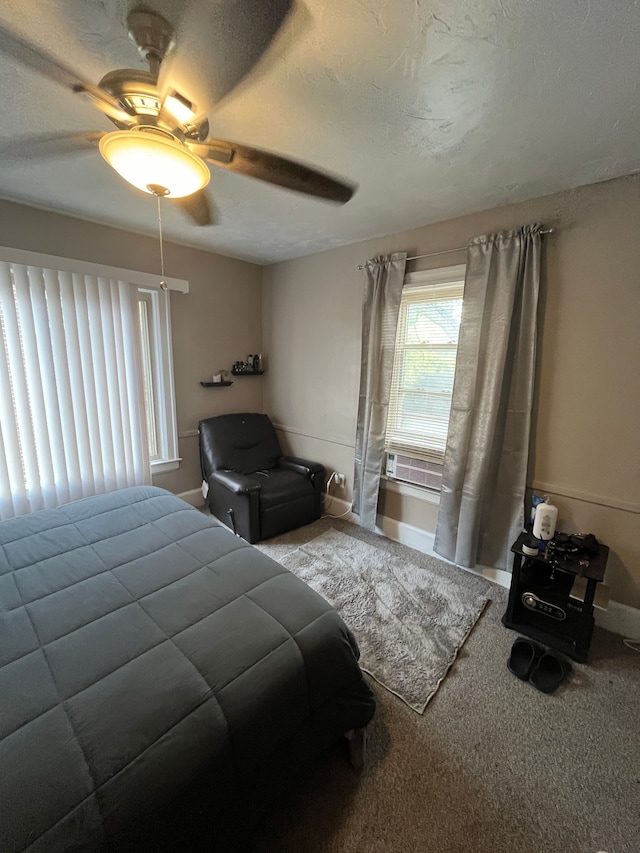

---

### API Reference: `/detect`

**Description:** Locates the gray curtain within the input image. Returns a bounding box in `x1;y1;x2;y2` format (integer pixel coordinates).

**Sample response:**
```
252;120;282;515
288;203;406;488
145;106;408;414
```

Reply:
352;253;407;529
434;225;542;570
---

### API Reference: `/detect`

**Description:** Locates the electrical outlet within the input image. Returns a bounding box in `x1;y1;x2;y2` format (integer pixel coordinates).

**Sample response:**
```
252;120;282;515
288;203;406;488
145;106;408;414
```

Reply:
334;472;345;487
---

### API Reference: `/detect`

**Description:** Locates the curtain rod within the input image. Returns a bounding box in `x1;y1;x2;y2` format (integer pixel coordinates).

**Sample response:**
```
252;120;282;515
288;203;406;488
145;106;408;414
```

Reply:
356;227;555;270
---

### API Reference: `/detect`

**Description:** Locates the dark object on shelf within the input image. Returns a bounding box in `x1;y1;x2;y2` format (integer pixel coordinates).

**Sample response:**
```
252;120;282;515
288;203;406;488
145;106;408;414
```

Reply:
199;412;325;543
502;531;609;662
529;650;572;694
521;532;540;556
547;532;599;562
232;356;264;375
200;380;233;387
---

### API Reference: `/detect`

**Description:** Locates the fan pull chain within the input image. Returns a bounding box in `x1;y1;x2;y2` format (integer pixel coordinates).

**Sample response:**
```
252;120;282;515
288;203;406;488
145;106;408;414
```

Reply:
156;192;168;290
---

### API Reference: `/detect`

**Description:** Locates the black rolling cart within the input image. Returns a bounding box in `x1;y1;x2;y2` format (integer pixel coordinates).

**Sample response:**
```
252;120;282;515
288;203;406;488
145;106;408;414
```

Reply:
502;532;608;662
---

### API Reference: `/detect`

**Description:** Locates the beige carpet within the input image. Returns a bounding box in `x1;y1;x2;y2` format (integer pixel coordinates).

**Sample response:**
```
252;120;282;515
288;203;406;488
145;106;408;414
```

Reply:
279;528;489;712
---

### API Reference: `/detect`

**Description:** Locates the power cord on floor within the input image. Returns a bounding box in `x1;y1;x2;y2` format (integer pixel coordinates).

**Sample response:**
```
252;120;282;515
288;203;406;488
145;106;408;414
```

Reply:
322;472;353;519
622;637;640;652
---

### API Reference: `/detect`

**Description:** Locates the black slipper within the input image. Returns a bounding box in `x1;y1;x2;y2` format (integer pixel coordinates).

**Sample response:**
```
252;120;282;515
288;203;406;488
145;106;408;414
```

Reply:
507;637;544;680
529;651;572;694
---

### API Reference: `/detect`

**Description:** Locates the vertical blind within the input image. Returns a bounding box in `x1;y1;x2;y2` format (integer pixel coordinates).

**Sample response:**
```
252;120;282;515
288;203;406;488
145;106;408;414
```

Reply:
0;260;151;521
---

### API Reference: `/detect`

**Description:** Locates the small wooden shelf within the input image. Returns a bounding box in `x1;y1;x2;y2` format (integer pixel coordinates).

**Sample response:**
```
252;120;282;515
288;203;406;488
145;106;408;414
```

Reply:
200;381;233;387
232;370;264;376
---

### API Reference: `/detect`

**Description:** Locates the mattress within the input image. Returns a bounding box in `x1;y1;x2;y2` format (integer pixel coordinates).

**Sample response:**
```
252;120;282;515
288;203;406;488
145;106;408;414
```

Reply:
0;486;375;851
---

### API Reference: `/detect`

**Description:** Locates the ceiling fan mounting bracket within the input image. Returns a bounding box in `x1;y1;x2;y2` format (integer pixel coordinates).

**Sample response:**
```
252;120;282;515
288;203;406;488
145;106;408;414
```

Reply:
126;10;175;68
97;68;209;139
99;68;159;109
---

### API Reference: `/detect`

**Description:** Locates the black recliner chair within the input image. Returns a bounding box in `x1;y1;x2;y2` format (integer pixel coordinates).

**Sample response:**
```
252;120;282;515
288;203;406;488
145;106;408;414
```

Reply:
199;413;325;543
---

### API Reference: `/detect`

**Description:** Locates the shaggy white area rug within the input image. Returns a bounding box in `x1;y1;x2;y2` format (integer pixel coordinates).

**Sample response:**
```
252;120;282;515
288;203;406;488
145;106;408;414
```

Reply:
279;528;489;713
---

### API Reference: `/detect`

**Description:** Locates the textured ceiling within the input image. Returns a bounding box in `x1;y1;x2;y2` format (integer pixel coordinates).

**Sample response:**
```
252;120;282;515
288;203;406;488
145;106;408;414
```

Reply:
0;0;639;265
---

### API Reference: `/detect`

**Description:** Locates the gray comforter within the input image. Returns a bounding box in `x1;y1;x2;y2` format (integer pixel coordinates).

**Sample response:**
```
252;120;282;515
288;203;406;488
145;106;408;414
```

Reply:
0;486;374;852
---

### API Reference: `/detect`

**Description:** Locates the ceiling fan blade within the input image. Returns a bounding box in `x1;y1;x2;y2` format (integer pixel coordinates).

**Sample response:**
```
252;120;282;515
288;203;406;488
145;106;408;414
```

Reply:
0;131;104;160
0;22;134;124
187;139;356;204
174;189;216;226
157;0;293;114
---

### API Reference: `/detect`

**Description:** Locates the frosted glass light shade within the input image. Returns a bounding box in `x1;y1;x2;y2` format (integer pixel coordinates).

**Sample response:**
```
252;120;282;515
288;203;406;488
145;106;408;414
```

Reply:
99;130;210;198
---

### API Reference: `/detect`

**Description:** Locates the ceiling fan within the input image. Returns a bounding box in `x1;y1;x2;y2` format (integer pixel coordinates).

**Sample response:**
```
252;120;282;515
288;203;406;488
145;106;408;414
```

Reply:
0;1;355;226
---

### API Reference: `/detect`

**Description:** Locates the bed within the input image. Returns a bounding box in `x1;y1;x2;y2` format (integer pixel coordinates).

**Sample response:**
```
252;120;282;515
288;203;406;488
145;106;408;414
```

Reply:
0;485;375;852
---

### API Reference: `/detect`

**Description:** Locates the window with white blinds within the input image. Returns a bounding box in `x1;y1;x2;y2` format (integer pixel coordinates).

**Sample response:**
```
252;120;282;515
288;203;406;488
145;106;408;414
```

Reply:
0;247;187;520
386;266;465;465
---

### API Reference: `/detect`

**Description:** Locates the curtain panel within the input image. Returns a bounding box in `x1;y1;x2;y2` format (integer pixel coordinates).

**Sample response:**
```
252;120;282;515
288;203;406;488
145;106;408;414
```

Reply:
434;225;542;570
0;262;151;520
352;252;407;529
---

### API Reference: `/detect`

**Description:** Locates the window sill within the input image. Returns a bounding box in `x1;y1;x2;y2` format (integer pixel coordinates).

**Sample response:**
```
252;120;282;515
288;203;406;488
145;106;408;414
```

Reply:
151;458;181;474
380;475;440;505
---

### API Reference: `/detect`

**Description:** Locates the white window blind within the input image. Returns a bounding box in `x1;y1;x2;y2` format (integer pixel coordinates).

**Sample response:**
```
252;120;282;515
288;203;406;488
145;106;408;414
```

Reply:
386;267;464;464
0;259;153;520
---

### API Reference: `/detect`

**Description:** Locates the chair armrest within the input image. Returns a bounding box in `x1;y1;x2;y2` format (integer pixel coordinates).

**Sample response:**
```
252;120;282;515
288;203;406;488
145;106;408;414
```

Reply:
210;470;261;495
279;456;325;478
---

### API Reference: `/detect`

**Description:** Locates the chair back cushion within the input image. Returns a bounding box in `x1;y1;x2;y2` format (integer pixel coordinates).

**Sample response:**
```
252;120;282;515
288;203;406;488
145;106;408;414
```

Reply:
199;413;282;475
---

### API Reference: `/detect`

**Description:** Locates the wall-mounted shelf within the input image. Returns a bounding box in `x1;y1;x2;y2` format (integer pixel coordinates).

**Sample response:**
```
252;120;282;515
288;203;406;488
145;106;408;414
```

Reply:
200;381;233;387
232;370;264;377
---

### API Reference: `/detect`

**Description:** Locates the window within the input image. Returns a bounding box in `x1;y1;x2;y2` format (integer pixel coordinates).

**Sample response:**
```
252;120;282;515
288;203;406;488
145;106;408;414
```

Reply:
0;246;187;519
386;265;465;491
135;286;180;474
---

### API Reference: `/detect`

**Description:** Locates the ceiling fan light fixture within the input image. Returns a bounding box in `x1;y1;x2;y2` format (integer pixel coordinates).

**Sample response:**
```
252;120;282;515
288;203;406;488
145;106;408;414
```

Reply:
98;129;210;198
164;91;197;125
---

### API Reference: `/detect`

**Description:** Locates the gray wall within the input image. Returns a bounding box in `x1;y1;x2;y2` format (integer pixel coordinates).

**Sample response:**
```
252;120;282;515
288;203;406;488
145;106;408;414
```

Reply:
262;175;640;608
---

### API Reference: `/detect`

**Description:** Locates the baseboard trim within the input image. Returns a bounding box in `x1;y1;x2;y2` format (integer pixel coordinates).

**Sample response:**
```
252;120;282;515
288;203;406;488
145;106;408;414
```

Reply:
594;600;640;638
374;512;640;640
177;487;205;508
322;494;357;523
375;514;513;589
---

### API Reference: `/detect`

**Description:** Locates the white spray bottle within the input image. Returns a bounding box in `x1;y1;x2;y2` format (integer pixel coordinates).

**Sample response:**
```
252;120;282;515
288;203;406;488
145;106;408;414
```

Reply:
533;495;558;542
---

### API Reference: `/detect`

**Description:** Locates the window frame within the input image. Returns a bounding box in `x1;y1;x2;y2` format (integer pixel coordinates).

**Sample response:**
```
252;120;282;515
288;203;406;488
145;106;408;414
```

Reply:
385;264;465;488
136;286;180;474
